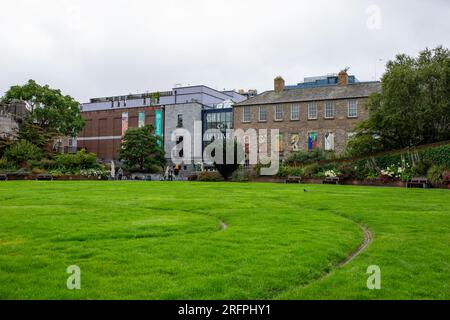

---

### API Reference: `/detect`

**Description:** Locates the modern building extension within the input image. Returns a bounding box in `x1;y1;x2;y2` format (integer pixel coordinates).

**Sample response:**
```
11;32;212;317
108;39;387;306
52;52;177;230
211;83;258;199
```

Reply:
78;85;247;165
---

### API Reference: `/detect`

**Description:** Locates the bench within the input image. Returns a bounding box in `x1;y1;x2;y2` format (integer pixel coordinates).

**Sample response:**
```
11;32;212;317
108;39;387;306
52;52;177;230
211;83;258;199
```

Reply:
0;174;7;181
407;177;428;189
286;176;302;184
323;176;340;185
36;174;53;181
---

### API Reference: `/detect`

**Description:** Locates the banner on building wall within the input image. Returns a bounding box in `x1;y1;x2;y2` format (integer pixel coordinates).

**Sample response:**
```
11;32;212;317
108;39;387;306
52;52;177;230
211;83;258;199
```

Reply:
121;112;129;136
154;110;163;146
291;134;300;152
308;132;318;150
277;133;285;153
259;134;267;154
244;136;250;155
324;132;335;151
138;111;145;128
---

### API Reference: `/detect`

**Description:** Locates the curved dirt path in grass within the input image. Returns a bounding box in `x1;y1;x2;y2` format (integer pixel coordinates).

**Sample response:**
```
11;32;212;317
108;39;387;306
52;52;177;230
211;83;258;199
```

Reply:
279;220;373;296
318;221;373;281
337;223;372;268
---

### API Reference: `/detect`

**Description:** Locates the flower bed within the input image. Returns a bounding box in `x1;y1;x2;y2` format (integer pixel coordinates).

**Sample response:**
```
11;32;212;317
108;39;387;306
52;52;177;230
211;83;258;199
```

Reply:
2;174;102;181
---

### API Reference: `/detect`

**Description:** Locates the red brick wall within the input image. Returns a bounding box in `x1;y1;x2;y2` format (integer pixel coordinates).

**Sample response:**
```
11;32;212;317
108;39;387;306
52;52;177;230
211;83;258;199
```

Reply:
77;106;161;160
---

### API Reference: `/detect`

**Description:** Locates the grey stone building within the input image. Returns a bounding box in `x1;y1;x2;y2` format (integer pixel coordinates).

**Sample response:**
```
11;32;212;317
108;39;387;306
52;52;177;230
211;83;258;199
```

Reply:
164;102;204;172
0;101;28;140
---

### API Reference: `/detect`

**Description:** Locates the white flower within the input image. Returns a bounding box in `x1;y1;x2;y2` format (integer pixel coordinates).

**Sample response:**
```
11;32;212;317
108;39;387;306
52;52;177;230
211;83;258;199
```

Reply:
325;170;337;178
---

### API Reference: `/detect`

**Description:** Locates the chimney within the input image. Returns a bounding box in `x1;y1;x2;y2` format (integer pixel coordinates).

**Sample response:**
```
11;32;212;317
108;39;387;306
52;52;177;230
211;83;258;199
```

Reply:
274;76;285;92
338;69;349;86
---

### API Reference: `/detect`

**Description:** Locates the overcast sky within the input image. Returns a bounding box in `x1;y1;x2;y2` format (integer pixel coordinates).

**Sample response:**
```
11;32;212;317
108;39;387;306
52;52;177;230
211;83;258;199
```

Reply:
0;0;449;102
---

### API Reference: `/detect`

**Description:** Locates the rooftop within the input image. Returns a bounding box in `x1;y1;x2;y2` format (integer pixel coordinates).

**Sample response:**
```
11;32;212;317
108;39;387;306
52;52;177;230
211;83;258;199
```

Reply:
234;81;381;106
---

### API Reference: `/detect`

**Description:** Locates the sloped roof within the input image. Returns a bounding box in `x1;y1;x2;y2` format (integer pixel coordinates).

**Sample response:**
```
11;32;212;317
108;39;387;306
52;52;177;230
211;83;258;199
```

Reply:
235;82;381;106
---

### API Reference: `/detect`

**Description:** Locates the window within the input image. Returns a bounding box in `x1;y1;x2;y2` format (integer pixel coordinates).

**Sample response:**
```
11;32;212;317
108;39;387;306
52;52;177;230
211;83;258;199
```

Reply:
177;114;183;128
307;102;317;120
259;106;268;122
176;136;184;157
291;104;300;120
243;106;251;122
275;105;284;121
325;101;334;119
348;100;358;118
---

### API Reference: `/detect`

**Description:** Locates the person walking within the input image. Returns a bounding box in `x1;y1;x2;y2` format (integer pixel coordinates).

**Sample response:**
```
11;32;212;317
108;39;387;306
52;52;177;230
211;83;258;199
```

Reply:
117;167;123;181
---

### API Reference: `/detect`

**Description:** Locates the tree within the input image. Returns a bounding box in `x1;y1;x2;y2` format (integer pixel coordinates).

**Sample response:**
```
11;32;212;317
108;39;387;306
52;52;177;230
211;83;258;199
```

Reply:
347;46;450;156
119;125;165;172
213;138;242;180
4;140;42;167
1;80;85;142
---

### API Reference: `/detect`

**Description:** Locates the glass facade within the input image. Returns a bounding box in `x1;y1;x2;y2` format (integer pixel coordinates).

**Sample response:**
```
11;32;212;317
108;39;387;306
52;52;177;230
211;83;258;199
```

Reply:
204;109;233;131
202;108;233;152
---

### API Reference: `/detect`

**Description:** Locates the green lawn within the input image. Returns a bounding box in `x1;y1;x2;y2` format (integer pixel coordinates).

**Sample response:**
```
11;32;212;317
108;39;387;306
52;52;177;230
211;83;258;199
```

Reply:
0;181;449;299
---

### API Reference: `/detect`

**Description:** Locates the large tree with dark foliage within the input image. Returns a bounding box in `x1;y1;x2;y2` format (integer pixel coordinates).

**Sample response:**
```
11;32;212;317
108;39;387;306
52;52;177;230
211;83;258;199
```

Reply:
119;125;165;172
347;46;450;156
213;138;243;180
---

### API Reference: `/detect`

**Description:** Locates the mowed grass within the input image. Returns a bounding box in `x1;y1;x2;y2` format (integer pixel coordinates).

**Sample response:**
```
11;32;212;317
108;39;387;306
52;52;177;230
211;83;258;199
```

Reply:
0;181;449;299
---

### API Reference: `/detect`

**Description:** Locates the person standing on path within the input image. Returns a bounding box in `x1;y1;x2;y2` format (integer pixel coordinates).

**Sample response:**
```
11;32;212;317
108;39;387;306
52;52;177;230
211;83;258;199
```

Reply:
117;167;123;181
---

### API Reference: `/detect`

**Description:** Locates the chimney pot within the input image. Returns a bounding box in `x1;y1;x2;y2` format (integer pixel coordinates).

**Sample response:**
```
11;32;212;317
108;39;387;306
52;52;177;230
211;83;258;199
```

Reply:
338;70;349;86
274;76;285;92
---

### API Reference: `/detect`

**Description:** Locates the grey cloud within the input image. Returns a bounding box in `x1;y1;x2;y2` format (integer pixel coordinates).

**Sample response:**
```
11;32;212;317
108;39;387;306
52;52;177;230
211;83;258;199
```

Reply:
0;0;448;102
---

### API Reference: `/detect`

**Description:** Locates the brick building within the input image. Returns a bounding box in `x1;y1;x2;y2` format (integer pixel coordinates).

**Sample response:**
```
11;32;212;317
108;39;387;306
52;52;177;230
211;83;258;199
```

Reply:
233;70;381;157
77;105;162;160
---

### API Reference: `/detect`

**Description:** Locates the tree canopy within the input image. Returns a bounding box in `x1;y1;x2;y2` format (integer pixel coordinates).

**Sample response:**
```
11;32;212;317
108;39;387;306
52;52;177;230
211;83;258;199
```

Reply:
119;125;165;172
213;138;243;180
2;80;85;138
347;46;450;156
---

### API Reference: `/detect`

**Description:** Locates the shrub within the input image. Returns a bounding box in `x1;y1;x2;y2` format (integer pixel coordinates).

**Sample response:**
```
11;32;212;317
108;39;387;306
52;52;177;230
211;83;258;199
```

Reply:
28;159;57;170
32;168;44;175
303;163;321;178
55;149;98;170
197;171;224;182
188;174;198;181
284;149;331;166
412;160;432;176
399;168;414;182
442;170;450;183
420;145;450;168
365;171;379;181
4;140;42;166
427;165;446;184
231;169;257;182
337;164;357;180
277;165;303;177
0;157;14;171
48;169;64;177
